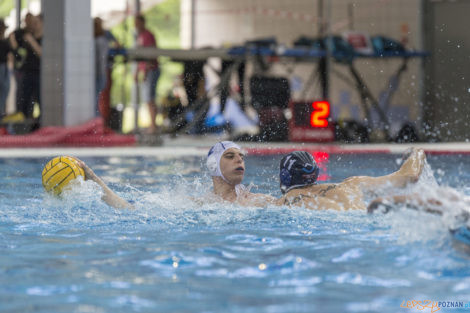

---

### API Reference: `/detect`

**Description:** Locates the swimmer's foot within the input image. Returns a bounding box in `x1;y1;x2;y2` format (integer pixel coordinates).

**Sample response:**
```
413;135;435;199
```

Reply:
400;147;414;165
400;147;425;164
397;148;426;183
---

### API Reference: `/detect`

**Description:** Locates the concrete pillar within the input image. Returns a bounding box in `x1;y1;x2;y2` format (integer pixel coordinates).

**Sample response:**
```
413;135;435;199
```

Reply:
15;0;21;29
41;0;94;126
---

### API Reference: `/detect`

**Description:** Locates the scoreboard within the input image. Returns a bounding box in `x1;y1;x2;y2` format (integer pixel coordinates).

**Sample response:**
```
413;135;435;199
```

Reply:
288;101;335;142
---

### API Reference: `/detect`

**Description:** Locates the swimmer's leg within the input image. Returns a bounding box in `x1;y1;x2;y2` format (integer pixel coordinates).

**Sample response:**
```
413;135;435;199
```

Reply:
346;148;426;192
399;147;414;165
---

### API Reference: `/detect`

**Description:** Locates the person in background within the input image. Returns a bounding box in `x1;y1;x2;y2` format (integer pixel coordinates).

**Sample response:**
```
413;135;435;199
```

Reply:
22;14;42;123
134;14;160;134
8;13;34;120
219;60;246;114
0;19;13;119
9;13;42;124
94;17;120;126
94;17;109;116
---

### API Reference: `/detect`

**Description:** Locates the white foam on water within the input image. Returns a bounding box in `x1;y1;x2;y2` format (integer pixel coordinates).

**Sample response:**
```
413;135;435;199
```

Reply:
369;160;470;245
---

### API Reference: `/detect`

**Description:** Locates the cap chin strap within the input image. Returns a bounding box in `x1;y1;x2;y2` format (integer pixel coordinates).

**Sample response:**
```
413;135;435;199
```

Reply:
221;174;232;185
218;169;237;186
207;153;232;184
218;170;232;185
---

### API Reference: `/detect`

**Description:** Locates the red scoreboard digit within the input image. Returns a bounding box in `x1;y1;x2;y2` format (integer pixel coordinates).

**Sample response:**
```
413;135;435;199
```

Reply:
311;101;330;128
288;100;334;142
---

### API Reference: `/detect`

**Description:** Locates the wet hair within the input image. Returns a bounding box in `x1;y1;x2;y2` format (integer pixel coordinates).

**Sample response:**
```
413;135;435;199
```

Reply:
0;19;6;31
135;14;146;25
94;17;105;37
279;151;319;194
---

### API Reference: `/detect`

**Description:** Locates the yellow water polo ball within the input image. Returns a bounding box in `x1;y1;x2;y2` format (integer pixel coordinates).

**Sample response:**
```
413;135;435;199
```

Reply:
42;156;85;195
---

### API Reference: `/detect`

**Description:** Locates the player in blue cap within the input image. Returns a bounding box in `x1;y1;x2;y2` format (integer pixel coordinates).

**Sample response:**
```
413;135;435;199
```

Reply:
278;148;427;210
279;151;320;194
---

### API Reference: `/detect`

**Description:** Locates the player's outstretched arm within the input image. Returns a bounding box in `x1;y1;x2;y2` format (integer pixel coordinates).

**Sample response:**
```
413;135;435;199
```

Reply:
73;158;134;210
367;193;444;215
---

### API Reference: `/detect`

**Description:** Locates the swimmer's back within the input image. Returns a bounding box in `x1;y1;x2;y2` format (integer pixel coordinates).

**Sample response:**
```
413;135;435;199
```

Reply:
279;183;366;210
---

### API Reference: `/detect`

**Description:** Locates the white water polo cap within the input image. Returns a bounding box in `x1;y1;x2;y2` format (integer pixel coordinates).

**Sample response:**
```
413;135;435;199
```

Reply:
206;141;241;180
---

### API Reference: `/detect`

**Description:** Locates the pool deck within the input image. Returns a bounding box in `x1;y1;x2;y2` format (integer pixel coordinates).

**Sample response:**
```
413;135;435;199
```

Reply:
1;134;470;158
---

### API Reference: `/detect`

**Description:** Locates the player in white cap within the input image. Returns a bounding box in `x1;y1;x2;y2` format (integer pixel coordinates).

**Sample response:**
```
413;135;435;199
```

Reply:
206;141;276;206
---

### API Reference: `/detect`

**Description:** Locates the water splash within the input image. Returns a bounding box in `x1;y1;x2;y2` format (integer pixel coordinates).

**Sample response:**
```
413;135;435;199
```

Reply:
0;156;465;249
370;160;470;244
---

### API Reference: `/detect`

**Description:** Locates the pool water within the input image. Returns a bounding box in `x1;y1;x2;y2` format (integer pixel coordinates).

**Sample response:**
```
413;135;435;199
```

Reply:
1;153;470;313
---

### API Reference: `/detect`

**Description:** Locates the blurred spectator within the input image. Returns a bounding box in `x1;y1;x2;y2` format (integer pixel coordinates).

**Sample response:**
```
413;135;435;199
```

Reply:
134;14;160;134
9;13;42;123
102;19;119;48
22;14;42;121
94;17;120;127
94;17;109;116
9;13;33;118
220;60;246;114
183;60;205;108
0;18;13;119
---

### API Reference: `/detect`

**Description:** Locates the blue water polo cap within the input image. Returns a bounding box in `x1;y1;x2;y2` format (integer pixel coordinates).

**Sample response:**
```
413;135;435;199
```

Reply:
280;151;319;194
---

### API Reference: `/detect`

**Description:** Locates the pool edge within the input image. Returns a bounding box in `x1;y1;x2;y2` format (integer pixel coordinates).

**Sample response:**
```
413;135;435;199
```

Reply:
2;142;470;158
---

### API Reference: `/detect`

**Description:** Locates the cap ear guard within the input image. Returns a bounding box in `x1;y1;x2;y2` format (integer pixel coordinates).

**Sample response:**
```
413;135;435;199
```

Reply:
206;153;218;176
279;151;319;194
280;168;291;194
301;164;319;185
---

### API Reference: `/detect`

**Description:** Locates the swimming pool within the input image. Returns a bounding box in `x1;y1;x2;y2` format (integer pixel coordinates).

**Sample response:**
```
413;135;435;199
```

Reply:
1;151;470;313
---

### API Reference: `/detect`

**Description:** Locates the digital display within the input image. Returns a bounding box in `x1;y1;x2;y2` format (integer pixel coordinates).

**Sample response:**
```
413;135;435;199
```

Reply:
293;101;330;128
311;101;330;127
